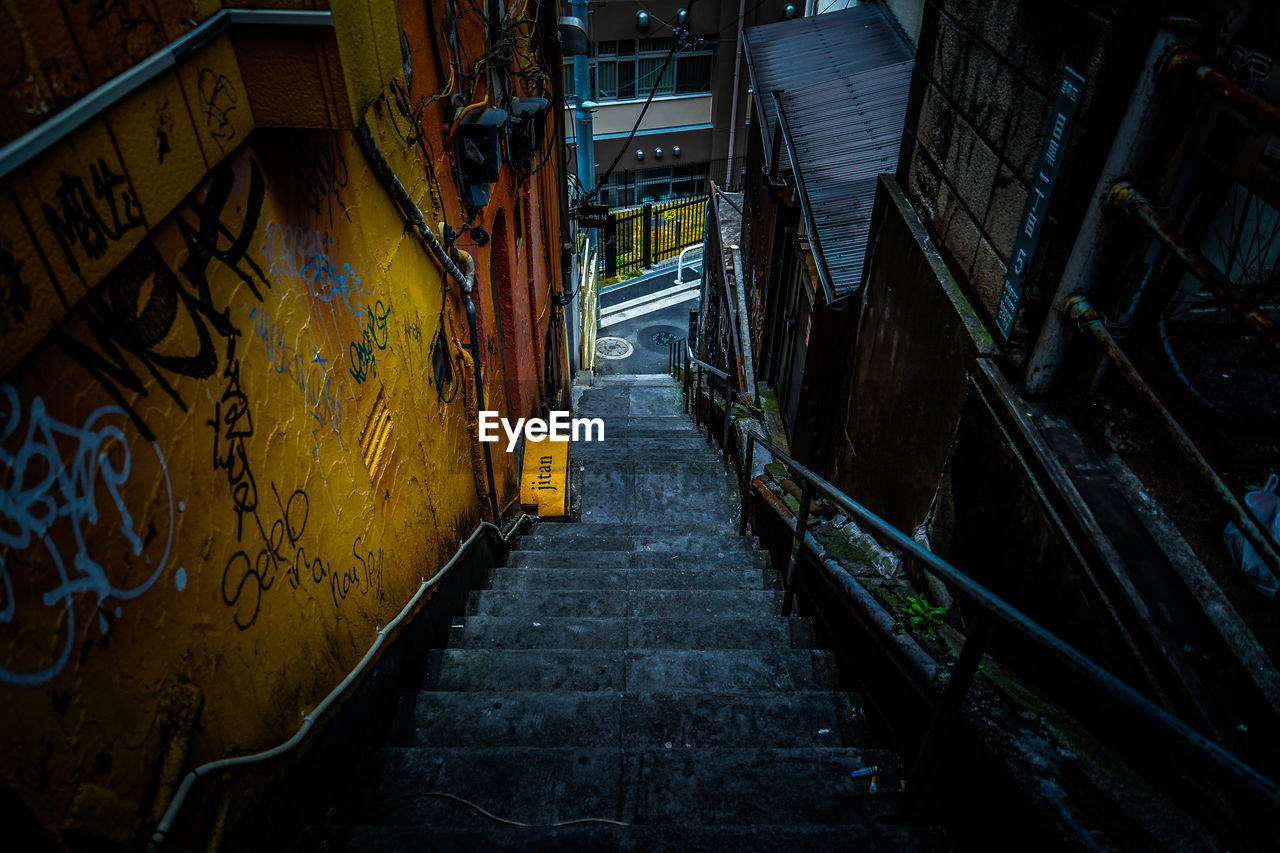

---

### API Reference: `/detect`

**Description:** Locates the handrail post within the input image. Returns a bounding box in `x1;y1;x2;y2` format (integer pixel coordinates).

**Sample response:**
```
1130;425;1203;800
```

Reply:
901;611;994;811
642;202;653;269
722;378;732;461
739;432;754;536
684;345;691;414
782;480;813;616
695;365;702;430
706;374;714;446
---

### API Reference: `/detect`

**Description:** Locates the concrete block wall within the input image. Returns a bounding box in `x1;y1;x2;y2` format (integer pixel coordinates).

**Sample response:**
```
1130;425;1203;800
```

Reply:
897;0;1151;356
0;0;567;847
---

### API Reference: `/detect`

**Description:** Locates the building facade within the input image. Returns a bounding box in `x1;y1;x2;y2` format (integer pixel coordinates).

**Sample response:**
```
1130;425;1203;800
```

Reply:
0;1;570;847
563;0;806;207
729;0;1280;840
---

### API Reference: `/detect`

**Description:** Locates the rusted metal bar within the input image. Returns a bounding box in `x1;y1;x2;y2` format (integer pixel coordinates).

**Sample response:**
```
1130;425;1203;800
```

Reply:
903;612;995;802
751;475;939;696
1165;48;1280;138
683;342;690;414
694;364;702;430
782;480;813;616
706;373;714;447
722;376;732;461
1108;181;1280;352
746;429;1280;817
1067;297;1280;574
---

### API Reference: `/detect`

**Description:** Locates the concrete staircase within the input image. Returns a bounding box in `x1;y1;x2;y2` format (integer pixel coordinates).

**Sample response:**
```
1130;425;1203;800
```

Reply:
300;374;942;850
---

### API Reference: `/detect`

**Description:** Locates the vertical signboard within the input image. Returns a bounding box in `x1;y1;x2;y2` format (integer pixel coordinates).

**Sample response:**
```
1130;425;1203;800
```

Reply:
995;67;1086;338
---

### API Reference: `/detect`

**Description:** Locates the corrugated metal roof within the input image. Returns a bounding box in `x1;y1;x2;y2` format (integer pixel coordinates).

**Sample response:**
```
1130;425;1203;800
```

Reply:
745;5;912;298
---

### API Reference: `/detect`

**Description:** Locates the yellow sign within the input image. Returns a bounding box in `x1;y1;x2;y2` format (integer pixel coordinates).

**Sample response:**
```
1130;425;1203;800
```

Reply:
520;437;570;517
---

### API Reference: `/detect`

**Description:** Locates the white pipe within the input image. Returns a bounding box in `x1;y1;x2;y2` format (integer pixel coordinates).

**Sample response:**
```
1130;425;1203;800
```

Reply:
148;515;533;850
674;242;705;285
724;0;746;187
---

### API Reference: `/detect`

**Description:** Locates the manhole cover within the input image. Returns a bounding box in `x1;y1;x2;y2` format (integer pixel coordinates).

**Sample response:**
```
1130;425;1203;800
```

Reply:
651;330;680;347
596;336;634;359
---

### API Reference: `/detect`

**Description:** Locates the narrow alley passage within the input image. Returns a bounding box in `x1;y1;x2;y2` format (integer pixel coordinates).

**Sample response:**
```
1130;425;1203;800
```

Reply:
294;373;945;850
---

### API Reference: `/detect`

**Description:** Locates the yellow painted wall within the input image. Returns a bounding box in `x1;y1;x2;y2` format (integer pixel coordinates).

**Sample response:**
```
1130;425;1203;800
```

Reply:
1;0;567;845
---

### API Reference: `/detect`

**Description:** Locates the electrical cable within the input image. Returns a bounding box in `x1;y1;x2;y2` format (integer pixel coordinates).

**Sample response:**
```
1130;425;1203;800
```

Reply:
582;0;699;203
349;791;631;828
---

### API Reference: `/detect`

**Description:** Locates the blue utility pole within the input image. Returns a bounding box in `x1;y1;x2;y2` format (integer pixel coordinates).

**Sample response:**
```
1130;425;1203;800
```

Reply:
569;0;596;201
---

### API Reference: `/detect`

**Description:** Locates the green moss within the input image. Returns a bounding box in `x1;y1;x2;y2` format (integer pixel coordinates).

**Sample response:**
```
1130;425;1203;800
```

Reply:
813;524;878;566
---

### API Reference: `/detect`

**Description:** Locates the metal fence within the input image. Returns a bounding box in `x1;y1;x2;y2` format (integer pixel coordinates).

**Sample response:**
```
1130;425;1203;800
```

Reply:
602;195;708;278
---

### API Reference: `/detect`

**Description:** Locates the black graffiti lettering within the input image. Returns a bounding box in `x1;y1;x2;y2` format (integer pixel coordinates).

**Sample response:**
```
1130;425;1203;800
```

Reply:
295;134;350;226
0;245;31;335
207;334;257;540
42;159;144;278
197;68;239;148
222;550;272;631
55;159;270;441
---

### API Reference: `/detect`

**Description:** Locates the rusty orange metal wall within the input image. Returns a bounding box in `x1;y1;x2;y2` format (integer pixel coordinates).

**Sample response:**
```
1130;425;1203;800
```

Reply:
1;0;566;845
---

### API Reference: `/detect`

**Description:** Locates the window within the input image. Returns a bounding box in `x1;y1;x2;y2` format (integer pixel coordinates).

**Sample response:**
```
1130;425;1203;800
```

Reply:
563;37;713;103
599;164;708;208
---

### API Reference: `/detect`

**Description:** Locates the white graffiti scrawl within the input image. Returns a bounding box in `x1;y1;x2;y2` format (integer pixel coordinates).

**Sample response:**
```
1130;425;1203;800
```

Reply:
0;385;174;685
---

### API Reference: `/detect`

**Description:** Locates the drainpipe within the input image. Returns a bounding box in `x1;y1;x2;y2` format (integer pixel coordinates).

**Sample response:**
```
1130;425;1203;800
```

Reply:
570;0;596;198
355;121;501;522
725;0;746;187
1021;23;1186;396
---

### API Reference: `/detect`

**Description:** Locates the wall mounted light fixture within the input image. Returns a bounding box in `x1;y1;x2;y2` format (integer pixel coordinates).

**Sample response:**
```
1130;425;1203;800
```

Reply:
636;10;649;29
636;149;644;161
673;145;681;157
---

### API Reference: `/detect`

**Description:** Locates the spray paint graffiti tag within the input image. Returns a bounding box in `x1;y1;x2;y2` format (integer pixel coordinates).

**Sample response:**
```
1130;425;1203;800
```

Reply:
0;385;174;685
348;300;391;383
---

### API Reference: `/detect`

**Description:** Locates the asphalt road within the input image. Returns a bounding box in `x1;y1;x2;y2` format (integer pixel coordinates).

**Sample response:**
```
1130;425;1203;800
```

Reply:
595;268;699;374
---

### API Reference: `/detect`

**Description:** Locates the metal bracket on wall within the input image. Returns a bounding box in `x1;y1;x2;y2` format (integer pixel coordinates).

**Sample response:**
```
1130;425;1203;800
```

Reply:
0;8;335;181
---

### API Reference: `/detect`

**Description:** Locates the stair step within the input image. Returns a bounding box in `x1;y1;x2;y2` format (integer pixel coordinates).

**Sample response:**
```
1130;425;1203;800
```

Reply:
469;588;783;618
590;373;680;386
516;532;757;554
487;566;773;591
527;523;749;537
404;691;865;748
625;648;837;692
451;616;626;649
451;615;815;650
574;470;735;527
311;822;924;853
429;648;836;693
347;746;895;827
431;649;625;691
504;549;763;569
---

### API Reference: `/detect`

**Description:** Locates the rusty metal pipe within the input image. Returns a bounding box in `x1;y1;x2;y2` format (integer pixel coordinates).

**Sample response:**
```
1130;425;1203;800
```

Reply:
1166;49;1280;138
752;477;939;695
1108;181;1280;352
1022;25;1184;395
1067;297;1280;573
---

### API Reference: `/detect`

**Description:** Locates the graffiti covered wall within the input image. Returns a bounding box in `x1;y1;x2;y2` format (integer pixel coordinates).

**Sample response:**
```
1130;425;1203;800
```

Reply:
1;0;567;844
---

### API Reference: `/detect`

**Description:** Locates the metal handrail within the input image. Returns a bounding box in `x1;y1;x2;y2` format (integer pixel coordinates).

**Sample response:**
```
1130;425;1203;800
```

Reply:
739;429;1280;817
771;91;839;304
1068;297;1280;573
667;339;734;461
